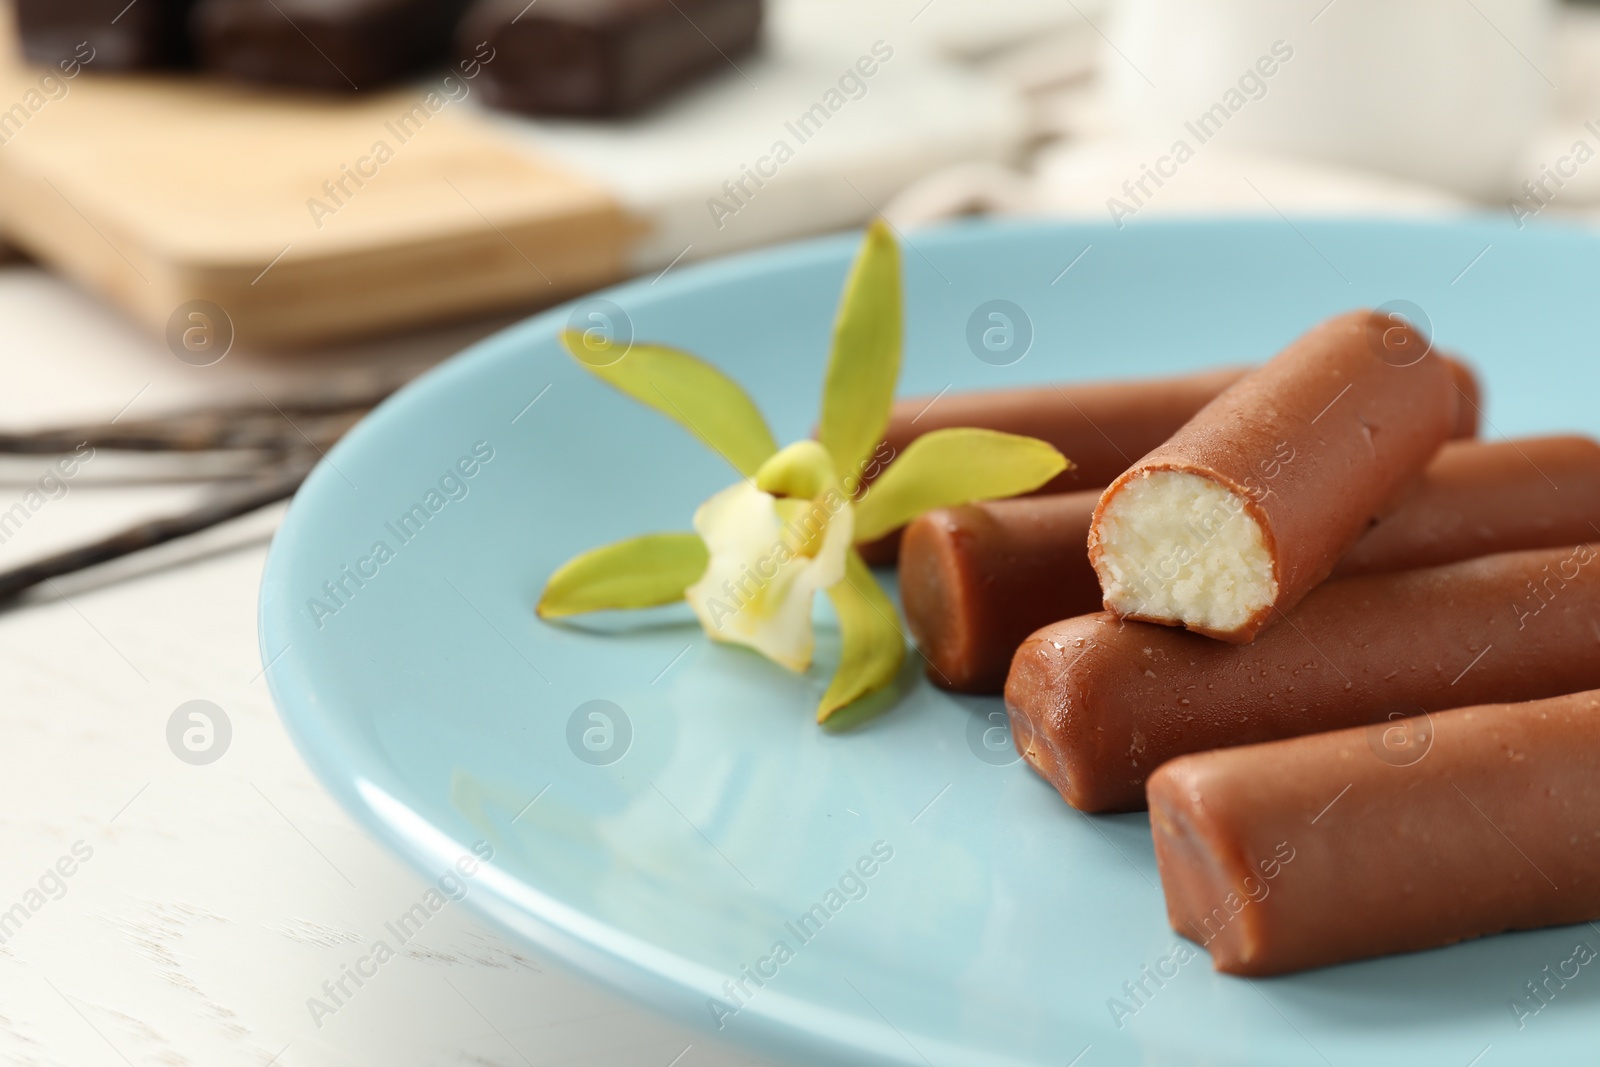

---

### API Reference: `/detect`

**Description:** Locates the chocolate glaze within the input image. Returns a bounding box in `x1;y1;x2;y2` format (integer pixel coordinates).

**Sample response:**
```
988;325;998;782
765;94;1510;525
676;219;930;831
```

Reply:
1005;542;1600;812
1088;310;1460;642
906;436;1600;694
883;366;1250;497
16;0;196;70
901;491;1100;694
193;0;474;90
1333;435;1600;577
1088;308;1465;643
458;0;763;117
861;356;1480;567
859;366;1248;565
1149;690;1600;976
1446;355;1482;438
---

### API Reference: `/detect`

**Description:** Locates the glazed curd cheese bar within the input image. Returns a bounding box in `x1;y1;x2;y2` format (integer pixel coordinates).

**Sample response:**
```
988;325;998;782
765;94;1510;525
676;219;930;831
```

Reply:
1330;434;1600;577
861;353;1480;566
15;0;196;69
901;490;1100;694
902;435;1600;693
881;366;1250;498
458;0;765;117
1148;690;1600;976
1087;310;1462;643
857;366;1249;564
1004;542;1600;813
193;0;475;90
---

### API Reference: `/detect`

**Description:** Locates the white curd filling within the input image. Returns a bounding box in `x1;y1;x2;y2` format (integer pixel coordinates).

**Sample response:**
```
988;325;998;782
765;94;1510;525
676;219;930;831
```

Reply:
1094;470;1277;635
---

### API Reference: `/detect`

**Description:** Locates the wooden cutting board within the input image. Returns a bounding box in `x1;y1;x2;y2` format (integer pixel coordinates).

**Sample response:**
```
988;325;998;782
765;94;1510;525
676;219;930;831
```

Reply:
0;7;1025;348
0;19;635;346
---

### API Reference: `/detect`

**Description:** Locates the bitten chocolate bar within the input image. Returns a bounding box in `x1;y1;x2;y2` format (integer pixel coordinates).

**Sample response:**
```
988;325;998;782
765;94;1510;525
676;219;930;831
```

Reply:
1006;542;1600;812
193;0;475;90
860;355;1480;566
1088;310;1462;642
903;435;1600;693
1148;690;1600;976
456;0;763;117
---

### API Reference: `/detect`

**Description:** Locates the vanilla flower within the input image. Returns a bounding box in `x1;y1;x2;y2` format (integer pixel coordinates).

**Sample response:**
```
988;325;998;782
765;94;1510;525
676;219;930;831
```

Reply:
537;223;1067;722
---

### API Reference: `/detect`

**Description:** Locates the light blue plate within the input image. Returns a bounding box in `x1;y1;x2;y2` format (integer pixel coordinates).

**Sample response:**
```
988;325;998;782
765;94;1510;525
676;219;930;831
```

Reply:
261;218;1600;1067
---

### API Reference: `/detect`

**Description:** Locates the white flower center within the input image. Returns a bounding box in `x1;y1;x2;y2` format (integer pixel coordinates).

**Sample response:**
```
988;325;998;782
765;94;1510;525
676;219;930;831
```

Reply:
685;480;854;672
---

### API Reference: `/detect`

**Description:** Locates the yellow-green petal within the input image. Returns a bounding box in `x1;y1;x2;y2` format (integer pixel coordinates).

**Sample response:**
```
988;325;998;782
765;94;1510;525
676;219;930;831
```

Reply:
852;428;1068;543
560;333;779;477
537;532;708;619
818;550;906;722
755;440;837;500
816;220;903;478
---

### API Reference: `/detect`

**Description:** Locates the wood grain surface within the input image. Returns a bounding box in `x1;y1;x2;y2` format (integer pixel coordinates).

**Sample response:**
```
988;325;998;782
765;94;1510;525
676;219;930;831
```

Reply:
0;9;635;348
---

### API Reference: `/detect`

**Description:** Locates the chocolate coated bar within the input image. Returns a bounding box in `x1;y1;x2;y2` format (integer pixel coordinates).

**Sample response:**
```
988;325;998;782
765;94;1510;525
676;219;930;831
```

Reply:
859;366;1248;565
862;356;1480;566
1149;690;1600;975
1332;435;1600;577
457;0;763;117
905;435;1600;693
1006;542;1600;812
901;491;1100;694
193;0;474;90
1446;354;1482;438
1089;310;1461;642
15;0;195;69
883;366;1249;498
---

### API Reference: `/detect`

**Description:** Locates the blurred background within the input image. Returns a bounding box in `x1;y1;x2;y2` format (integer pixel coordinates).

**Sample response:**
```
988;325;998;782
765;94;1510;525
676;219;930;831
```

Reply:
0;0;1590;1063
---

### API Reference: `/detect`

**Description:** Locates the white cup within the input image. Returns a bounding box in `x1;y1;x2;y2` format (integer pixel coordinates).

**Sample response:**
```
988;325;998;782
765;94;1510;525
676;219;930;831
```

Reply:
1099;0;1555;200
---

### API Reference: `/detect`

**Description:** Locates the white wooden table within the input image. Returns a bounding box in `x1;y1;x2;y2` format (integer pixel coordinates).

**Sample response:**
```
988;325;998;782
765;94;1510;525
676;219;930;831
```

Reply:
13;2;1583;1057
0;5;1093;1056
0;265;778;1067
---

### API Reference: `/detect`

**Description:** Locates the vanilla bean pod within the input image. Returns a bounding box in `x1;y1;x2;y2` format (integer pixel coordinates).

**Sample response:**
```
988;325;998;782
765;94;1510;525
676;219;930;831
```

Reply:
0;397;385;454
0;460;314;605
0;372;412;601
